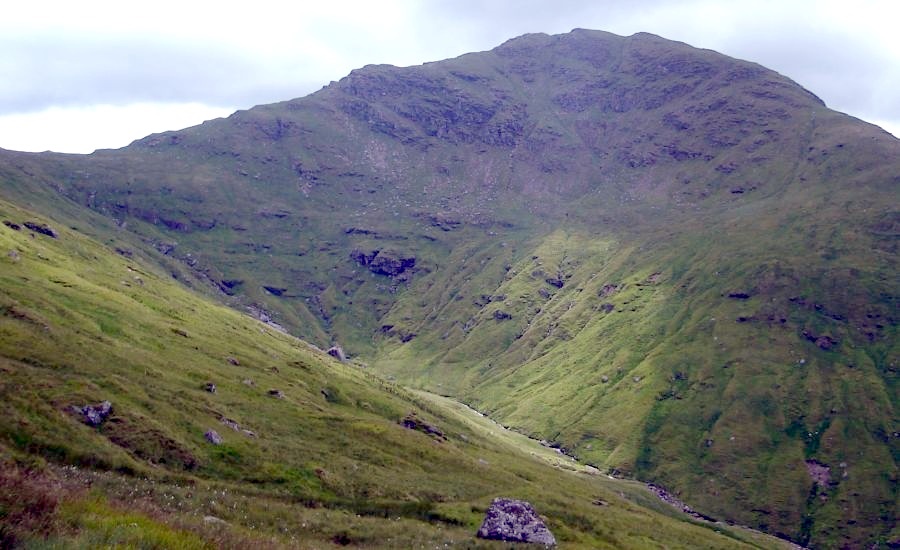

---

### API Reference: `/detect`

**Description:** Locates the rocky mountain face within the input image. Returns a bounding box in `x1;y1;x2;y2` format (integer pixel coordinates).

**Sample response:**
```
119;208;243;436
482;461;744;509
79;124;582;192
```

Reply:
0;29;896;547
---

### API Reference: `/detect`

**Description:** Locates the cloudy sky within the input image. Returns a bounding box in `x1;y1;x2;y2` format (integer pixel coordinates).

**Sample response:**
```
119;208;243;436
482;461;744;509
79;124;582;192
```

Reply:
2;0;898;153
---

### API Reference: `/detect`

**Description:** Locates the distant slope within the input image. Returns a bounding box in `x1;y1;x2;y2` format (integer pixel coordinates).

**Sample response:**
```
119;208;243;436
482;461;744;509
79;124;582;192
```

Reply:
0;29;896;547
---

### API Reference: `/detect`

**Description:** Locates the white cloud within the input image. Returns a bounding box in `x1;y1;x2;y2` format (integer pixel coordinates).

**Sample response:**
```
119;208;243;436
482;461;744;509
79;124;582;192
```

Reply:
0;103;232;153
0;0;897;152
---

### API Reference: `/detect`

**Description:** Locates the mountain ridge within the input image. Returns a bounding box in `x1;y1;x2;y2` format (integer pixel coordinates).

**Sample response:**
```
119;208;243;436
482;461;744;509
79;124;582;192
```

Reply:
0;29;896;548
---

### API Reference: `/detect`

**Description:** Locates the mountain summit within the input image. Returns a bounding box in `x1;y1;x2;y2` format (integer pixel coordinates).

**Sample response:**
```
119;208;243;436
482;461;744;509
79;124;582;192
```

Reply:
0;29;897;547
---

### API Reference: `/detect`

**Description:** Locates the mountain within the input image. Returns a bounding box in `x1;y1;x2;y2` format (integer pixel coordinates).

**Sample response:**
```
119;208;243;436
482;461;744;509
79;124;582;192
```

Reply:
0;29;897;548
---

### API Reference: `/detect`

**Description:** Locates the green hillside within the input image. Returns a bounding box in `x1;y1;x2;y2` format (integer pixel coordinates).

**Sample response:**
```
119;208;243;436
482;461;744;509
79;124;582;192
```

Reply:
0;29;896;547
0;198;799;548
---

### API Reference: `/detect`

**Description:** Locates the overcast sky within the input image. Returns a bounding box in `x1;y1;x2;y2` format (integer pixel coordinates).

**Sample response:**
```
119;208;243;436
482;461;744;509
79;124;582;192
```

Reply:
1;0;898;153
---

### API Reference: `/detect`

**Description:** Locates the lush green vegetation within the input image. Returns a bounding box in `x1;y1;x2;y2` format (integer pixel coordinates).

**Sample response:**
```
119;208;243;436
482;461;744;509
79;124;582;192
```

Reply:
0;198;795;547
0;29;896;547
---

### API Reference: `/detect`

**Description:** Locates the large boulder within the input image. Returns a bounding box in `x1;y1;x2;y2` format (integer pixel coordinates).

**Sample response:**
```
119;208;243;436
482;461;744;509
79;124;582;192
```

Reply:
476;498;556;546
74;400;112;426
204;429;223;445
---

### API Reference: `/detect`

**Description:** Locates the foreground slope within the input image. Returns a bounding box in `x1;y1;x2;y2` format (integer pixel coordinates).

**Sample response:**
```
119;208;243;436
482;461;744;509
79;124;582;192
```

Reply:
0;29;896;547
0;199;792;548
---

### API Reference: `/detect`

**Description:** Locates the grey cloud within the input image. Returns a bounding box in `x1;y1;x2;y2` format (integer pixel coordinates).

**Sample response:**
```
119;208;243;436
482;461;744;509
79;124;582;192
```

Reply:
0;34;322;114
699;21;899;135
714;26;895;110
2;1;896;138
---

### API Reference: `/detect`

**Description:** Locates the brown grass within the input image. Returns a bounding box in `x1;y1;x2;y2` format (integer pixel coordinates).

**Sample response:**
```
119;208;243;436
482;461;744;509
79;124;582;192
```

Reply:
0;459;68;548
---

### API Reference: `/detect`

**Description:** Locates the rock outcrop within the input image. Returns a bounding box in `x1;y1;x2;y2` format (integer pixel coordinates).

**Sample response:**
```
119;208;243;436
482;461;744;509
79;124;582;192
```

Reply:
74;400;112;426
545;277;564;289
23;221;58;238
327;346;347;361
350;248;416;277
400;412;446;440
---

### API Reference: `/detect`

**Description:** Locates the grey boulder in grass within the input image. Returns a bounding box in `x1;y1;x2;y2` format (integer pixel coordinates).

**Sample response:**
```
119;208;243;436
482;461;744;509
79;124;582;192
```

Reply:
75;400;112;426
204;429;223;445
476;497;556;546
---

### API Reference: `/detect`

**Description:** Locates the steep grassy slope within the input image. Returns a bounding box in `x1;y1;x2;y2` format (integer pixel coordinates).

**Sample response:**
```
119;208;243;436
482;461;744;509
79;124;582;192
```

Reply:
0;29;896;547
0;198;795;548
